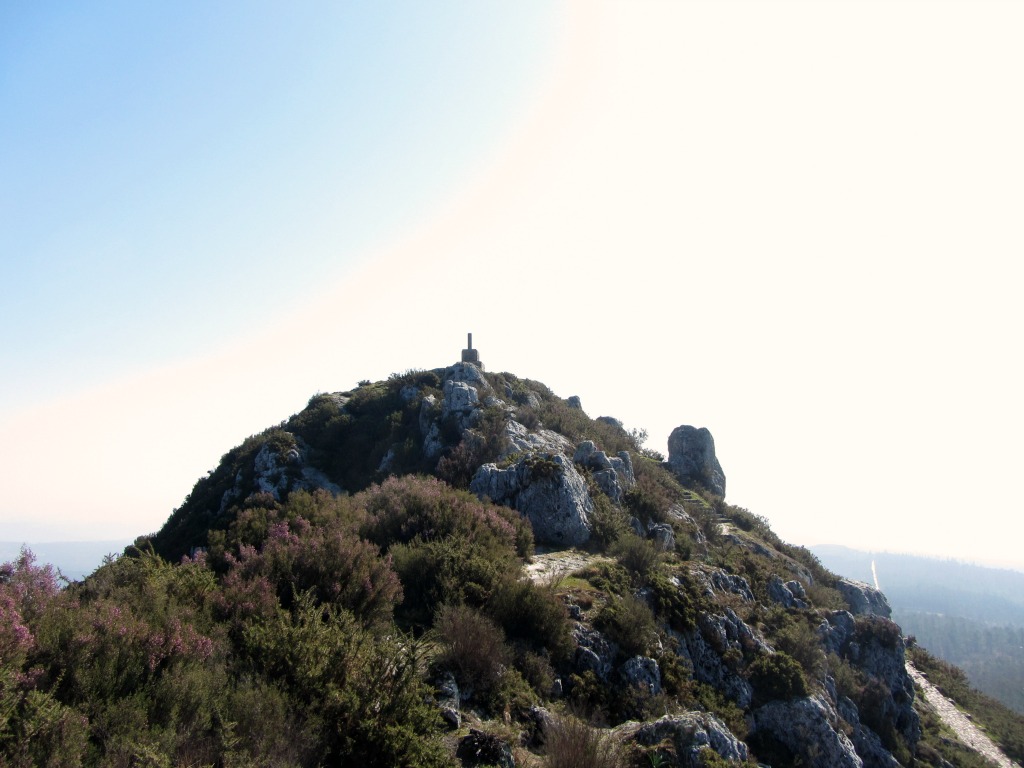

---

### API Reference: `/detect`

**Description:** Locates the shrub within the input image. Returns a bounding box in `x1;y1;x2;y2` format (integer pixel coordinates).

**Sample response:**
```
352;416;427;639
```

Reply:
434;603;508;694
772;616;826;680
611;534;662;584
587;493;629;551
748;652;809;702
487;576;572;661
545;712;624;768
594;594;658;658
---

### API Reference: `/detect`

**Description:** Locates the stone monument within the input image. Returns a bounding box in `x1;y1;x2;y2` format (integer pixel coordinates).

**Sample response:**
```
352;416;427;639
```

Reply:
461;333;483;370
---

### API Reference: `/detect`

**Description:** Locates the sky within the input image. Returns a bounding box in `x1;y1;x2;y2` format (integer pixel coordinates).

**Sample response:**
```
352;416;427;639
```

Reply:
2;1;1023;572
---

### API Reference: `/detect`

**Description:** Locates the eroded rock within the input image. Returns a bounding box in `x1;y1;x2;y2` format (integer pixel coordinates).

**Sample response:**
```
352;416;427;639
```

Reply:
666;425;726;497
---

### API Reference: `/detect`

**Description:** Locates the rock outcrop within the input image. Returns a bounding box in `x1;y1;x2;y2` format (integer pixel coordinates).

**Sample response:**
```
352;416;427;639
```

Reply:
619;712;750;767
665;426;726;497
836;577;892;618
751;694;864;768
219;436;341;515
573;440;635;503
471;454;593;547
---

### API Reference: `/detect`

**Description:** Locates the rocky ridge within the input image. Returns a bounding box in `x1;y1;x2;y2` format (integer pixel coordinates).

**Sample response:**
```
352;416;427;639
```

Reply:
146;356;1008;767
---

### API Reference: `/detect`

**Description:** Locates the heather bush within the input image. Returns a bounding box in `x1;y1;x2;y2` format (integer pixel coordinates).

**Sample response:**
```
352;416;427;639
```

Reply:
360;475;531;558
220;516;402;626
771;615;826;680
587;491;630;551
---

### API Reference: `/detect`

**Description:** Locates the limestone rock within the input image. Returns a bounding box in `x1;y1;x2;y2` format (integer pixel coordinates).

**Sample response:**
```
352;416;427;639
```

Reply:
620;656;662;695
221;436;341;514
677;608;767;707
768;574;809;609
836;577;892;618
693;569;755;603
818;611;920;747
666;425;726;497
572;624;617;681
574;441;636;503
470;454;593;547
752;694;864;768
503;419;575;457
647;522;675;552
434;672;461;730
838;696;903;768
619;712;749;767
567;395;583;410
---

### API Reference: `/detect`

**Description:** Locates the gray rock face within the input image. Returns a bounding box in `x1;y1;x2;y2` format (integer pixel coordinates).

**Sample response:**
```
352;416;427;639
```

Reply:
836;577;892;618
221;436;341;514
666;425;726;497
837;696;902;768
752;694;863;768
647;522;675;552
567;395;582;410
435;672;461;730
573;624;617;680
620;712;749;767
442;379;482;429
620;656;661;695
768;575;809;609
573;441;636;503
693;569;755;603
818;611;920;748
471;454;593;547
502;420;574;457
677;608;767;707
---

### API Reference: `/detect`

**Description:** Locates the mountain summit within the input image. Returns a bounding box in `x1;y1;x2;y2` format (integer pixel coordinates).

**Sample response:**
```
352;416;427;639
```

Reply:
4;346;1020;766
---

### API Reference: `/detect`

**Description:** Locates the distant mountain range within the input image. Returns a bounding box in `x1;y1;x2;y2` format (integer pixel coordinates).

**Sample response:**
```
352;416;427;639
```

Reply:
813;544;1024;714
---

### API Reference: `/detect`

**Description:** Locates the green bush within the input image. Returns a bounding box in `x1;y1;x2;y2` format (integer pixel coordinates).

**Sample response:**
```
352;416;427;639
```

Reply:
487;576;572;660
611;534;662;584
434;603;508;694
748;651;809;702
594;594;658;658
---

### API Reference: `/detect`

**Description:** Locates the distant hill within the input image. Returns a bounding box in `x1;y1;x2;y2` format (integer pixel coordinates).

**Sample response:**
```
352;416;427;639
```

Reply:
813;544;1024;714
0;540;133;581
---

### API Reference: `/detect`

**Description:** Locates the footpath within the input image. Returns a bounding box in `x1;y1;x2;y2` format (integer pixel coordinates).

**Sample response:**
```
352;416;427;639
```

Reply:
907;662;1020;768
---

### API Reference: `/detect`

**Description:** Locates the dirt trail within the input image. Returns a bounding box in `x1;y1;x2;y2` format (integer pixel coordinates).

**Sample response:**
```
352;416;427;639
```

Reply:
907;661;1020;768
524;548;608;584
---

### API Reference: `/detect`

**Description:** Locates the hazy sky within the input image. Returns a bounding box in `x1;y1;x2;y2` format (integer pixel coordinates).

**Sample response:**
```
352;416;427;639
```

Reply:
3;2;1022;571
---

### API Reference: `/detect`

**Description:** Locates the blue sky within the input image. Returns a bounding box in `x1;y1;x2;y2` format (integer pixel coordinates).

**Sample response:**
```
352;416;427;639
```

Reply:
2;2;1023;571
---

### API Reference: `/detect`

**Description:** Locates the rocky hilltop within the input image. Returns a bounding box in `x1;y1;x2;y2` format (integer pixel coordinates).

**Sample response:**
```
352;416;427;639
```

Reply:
12;346;1019;766
142;352;948;768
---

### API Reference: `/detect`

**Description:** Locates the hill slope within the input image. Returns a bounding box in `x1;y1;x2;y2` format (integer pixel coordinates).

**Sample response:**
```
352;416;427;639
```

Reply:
815;544;1024;716
3;359;1022;767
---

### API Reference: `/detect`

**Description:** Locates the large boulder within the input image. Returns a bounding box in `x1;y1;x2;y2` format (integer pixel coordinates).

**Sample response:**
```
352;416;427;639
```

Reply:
665;426;726;497
619;712;749;767
836;578;892;618
470;453;593;547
